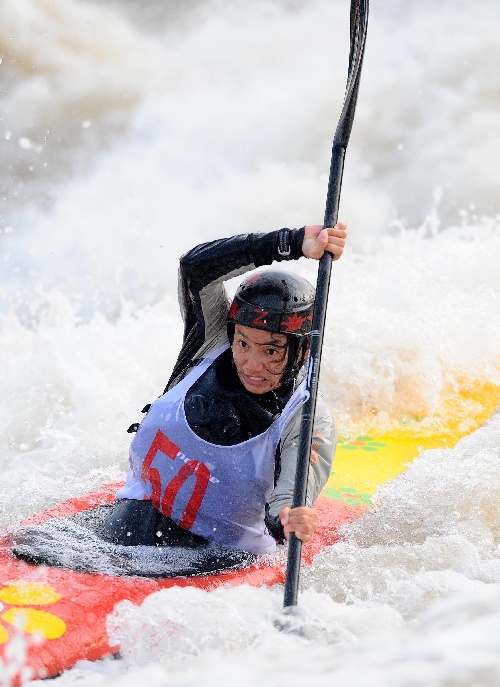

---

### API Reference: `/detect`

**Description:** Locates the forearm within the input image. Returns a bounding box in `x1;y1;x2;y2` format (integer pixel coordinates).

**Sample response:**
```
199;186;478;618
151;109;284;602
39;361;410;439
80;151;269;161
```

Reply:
179;229;305;293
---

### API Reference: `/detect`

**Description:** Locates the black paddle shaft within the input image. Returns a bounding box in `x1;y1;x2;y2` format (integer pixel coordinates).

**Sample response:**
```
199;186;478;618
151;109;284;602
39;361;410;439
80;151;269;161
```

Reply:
283;0;369;608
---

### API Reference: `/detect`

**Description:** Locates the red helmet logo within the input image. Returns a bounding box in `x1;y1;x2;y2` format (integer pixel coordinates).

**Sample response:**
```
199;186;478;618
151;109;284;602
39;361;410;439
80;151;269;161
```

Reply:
251;309;269;327
281;312;312;333
228;300;240;320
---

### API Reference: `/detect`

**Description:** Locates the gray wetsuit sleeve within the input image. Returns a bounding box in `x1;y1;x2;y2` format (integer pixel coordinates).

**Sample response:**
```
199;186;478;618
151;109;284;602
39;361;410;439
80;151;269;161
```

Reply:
266;394;336;523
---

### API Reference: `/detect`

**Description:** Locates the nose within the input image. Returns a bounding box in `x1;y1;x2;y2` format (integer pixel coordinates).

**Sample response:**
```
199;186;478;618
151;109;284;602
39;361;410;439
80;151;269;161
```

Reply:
243;350;264;374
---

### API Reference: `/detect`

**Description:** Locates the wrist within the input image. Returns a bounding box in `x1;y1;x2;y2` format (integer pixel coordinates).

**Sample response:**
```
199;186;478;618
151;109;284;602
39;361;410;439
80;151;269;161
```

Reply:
275;228;305;262
277;228;291;257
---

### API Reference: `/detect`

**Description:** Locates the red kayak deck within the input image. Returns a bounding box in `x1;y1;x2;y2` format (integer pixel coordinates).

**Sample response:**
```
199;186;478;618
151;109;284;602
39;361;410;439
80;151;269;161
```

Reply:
0;484;364;684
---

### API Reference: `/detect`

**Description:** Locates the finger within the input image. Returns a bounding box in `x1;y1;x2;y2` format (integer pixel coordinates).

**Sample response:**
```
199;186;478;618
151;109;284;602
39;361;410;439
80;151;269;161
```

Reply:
284;522;316;543
333;221;347;233
319;228;329;245
284;514;318;531
325;222;347;235
327;241;345;259
279;505;291;518
279;505;292;526
286;512;316;525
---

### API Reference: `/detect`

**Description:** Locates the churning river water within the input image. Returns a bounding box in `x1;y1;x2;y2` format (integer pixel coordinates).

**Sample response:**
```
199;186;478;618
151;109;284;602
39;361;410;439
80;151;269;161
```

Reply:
1;0;500;684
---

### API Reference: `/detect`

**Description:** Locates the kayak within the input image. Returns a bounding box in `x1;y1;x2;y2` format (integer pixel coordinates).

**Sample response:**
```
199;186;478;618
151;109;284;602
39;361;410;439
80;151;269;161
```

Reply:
0;376;498;685
0;485;363;684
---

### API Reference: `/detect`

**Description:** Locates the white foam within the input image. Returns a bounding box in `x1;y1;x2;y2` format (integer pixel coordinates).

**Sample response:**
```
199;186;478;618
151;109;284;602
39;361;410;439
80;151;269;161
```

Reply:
0;0;500;685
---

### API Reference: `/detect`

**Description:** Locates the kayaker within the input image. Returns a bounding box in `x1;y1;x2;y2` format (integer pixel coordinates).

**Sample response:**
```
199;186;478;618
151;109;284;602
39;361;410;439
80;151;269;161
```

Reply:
100;222;347;555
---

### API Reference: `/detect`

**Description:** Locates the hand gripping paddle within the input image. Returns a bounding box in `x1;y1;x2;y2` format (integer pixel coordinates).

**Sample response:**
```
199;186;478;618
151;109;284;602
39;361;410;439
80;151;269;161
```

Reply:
283;0;370;609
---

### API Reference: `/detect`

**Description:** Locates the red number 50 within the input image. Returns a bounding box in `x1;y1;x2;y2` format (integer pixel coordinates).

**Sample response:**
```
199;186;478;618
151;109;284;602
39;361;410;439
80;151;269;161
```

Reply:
141;429;210;529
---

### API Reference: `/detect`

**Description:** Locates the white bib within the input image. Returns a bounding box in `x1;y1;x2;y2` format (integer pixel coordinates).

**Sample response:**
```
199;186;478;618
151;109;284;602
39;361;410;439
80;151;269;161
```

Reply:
117;346;306;554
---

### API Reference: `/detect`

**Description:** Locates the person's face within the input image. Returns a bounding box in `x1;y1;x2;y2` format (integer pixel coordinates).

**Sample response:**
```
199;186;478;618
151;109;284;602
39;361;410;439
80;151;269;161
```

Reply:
231;324;288;394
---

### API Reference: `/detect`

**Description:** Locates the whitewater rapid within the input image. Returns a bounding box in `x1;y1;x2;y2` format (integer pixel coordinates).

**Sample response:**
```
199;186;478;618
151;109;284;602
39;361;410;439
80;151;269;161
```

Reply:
1;0;500;684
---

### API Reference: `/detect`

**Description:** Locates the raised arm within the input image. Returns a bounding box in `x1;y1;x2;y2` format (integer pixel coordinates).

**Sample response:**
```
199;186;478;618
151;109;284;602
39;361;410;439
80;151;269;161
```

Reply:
165;223;346;390
166;228;305;390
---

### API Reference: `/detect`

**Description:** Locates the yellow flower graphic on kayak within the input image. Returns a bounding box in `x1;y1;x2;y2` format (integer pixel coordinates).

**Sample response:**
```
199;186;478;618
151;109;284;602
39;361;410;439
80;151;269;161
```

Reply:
0;581;66;644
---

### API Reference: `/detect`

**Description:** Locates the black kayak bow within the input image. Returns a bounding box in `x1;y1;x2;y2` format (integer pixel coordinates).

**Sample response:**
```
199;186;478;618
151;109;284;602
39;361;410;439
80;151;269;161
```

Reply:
283;0;369;609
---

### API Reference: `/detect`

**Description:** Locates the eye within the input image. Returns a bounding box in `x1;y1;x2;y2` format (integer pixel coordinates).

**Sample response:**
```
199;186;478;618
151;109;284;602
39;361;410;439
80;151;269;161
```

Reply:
266;347;285;358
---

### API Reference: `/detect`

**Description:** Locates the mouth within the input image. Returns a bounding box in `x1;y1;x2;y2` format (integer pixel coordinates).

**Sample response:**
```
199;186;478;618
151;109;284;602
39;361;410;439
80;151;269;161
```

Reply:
240;373;268;390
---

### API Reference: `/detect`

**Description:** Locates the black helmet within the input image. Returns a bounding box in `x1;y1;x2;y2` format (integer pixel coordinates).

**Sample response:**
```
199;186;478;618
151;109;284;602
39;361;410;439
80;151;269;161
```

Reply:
227;270;315;337
227;270;315;384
